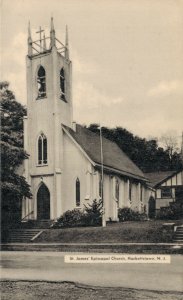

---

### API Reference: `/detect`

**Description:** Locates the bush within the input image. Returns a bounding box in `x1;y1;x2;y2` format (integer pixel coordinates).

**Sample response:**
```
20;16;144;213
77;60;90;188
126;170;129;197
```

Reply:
156;202;183;220
52;209;86;228
84;199;103;226
52;199;103;228
118;207;147;222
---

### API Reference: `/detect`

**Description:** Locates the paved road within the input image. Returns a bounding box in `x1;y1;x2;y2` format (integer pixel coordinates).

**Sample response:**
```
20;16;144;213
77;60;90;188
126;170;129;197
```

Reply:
1;252;183;292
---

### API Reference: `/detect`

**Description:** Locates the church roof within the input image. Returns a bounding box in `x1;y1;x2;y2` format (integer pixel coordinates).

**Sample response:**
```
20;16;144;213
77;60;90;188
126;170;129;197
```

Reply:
144;170;179;188
63;124;147;181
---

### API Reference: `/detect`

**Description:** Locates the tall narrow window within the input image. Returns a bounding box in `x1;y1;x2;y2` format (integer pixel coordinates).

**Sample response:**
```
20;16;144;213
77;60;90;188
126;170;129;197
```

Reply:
99;174;103;199
37;66;46;98
140;185;143;202
76;178;80;207
60;68;66;101
38;133;47;165
115;179;119;201
129;181;132;201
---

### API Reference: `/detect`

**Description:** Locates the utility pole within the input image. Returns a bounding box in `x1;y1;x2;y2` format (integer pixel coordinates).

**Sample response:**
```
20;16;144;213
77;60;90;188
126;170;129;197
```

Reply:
100;125;106;227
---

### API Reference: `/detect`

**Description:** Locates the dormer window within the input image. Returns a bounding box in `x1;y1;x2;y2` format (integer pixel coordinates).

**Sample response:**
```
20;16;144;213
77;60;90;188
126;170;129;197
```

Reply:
38;133;47;165
37;66;46;99
60;68;66;101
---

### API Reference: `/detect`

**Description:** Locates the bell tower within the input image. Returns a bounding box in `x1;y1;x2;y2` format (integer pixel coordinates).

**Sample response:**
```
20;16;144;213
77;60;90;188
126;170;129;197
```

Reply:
23;19;73;220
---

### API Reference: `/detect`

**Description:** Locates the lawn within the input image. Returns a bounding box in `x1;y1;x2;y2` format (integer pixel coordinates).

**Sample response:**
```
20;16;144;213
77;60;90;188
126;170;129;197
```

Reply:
35;220;179;243
1;281;182;300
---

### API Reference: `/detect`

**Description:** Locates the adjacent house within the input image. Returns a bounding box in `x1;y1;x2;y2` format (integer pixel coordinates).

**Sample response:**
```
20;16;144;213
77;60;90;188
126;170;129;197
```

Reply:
145;170;183;214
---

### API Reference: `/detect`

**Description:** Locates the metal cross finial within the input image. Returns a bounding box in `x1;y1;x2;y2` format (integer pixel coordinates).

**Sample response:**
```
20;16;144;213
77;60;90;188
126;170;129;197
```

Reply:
36;26;44;50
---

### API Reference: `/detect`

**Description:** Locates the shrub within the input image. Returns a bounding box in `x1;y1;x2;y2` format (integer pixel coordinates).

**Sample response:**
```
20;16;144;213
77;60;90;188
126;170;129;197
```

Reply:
52;199;103;228
52;209;86;228
156;202;183;220
84;199;103;226
118;207;147;222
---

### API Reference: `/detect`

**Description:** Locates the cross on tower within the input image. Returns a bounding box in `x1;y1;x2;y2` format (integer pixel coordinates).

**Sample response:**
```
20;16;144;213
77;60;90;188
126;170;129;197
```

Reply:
36;26;44;50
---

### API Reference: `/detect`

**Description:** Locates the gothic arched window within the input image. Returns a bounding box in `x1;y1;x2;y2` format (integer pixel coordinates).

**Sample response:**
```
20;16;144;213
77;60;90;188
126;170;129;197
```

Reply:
76;178;80;207
38;133;47;165
37;66;46;99
129;181;132;201
99;174;103;199
60;68;66;101
115;178;119;201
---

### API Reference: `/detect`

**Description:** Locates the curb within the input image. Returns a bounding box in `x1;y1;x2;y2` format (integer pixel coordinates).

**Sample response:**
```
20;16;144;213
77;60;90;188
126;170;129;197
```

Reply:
1;243;183;253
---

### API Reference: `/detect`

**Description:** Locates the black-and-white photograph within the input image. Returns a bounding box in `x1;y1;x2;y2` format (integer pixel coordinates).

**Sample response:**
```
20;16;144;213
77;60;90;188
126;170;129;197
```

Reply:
1;0;183;299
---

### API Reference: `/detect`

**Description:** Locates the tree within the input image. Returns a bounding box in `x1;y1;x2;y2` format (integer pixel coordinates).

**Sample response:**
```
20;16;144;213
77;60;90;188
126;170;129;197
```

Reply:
159;131;181;168
84;199;103;226
86;124;182;172
1;81;32;228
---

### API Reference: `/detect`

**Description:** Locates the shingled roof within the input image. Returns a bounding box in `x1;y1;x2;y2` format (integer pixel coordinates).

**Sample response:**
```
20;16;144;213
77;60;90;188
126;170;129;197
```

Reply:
144;171;178;188
63;124;147;181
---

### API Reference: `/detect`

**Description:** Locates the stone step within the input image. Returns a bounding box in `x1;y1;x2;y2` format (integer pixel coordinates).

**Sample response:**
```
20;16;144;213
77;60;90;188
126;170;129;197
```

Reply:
173;240;183;243
3;229;43;243
21;220;52;229
172;225;183;243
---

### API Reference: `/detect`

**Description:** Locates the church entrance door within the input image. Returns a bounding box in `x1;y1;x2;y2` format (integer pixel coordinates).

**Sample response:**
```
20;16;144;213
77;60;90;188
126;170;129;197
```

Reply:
37;183;50;219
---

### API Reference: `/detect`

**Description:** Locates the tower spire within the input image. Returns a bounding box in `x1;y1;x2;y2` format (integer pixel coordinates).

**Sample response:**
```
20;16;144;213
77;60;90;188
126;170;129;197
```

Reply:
28;21;32;56
65;25;69;60
50;17;56;48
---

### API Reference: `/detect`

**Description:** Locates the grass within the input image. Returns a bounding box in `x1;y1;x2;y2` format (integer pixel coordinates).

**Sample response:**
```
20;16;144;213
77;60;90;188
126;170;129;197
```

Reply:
35;219;181;243
1;281;183;300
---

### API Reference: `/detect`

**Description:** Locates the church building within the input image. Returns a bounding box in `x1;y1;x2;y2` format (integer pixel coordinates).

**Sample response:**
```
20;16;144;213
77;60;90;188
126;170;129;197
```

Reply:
22;19;154;222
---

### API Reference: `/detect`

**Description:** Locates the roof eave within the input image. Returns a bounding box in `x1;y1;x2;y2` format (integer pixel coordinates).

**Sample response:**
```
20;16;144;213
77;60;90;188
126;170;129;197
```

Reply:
155;170;182;188
95;163;148;182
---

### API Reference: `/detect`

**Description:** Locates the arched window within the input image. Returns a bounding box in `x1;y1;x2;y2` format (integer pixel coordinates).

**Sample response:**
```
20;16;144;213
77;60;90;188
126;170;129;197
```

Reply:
115;178;119;201
38;133;47;165
37;66;46;98
99;174;103;199
129;181;132;201
60;68;66;101
76;178;80;207
140;184;143;202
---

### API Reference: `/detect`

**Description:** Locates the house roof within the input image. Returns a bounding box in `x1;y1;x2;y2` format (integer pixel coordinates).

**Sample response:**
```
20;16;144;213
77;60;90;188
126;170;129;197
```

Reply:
144;170;178;188
63;124;147;181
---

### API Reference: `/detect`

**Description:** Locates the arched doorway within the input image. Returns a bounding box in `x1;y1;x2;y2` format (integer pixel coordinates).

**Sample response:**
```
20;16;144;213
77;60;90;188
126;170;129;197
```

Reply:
37;183;50;219
148;196;156;218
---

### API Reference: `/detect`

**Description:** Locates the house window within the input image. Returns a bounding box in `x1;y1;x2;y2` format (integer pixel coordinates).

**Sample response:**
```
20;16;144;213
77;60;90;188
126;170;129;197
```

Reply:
76;178;80;207
161;187;172;198
37;66;46;99
115;179;119;201
38;133;47;165
60;68;66;101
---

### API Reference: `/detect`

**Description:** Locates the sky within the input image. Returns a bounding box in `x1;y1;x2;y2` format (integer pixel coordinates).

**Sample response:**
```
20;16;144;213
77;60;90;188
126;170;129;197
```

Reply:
1;0;183;144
